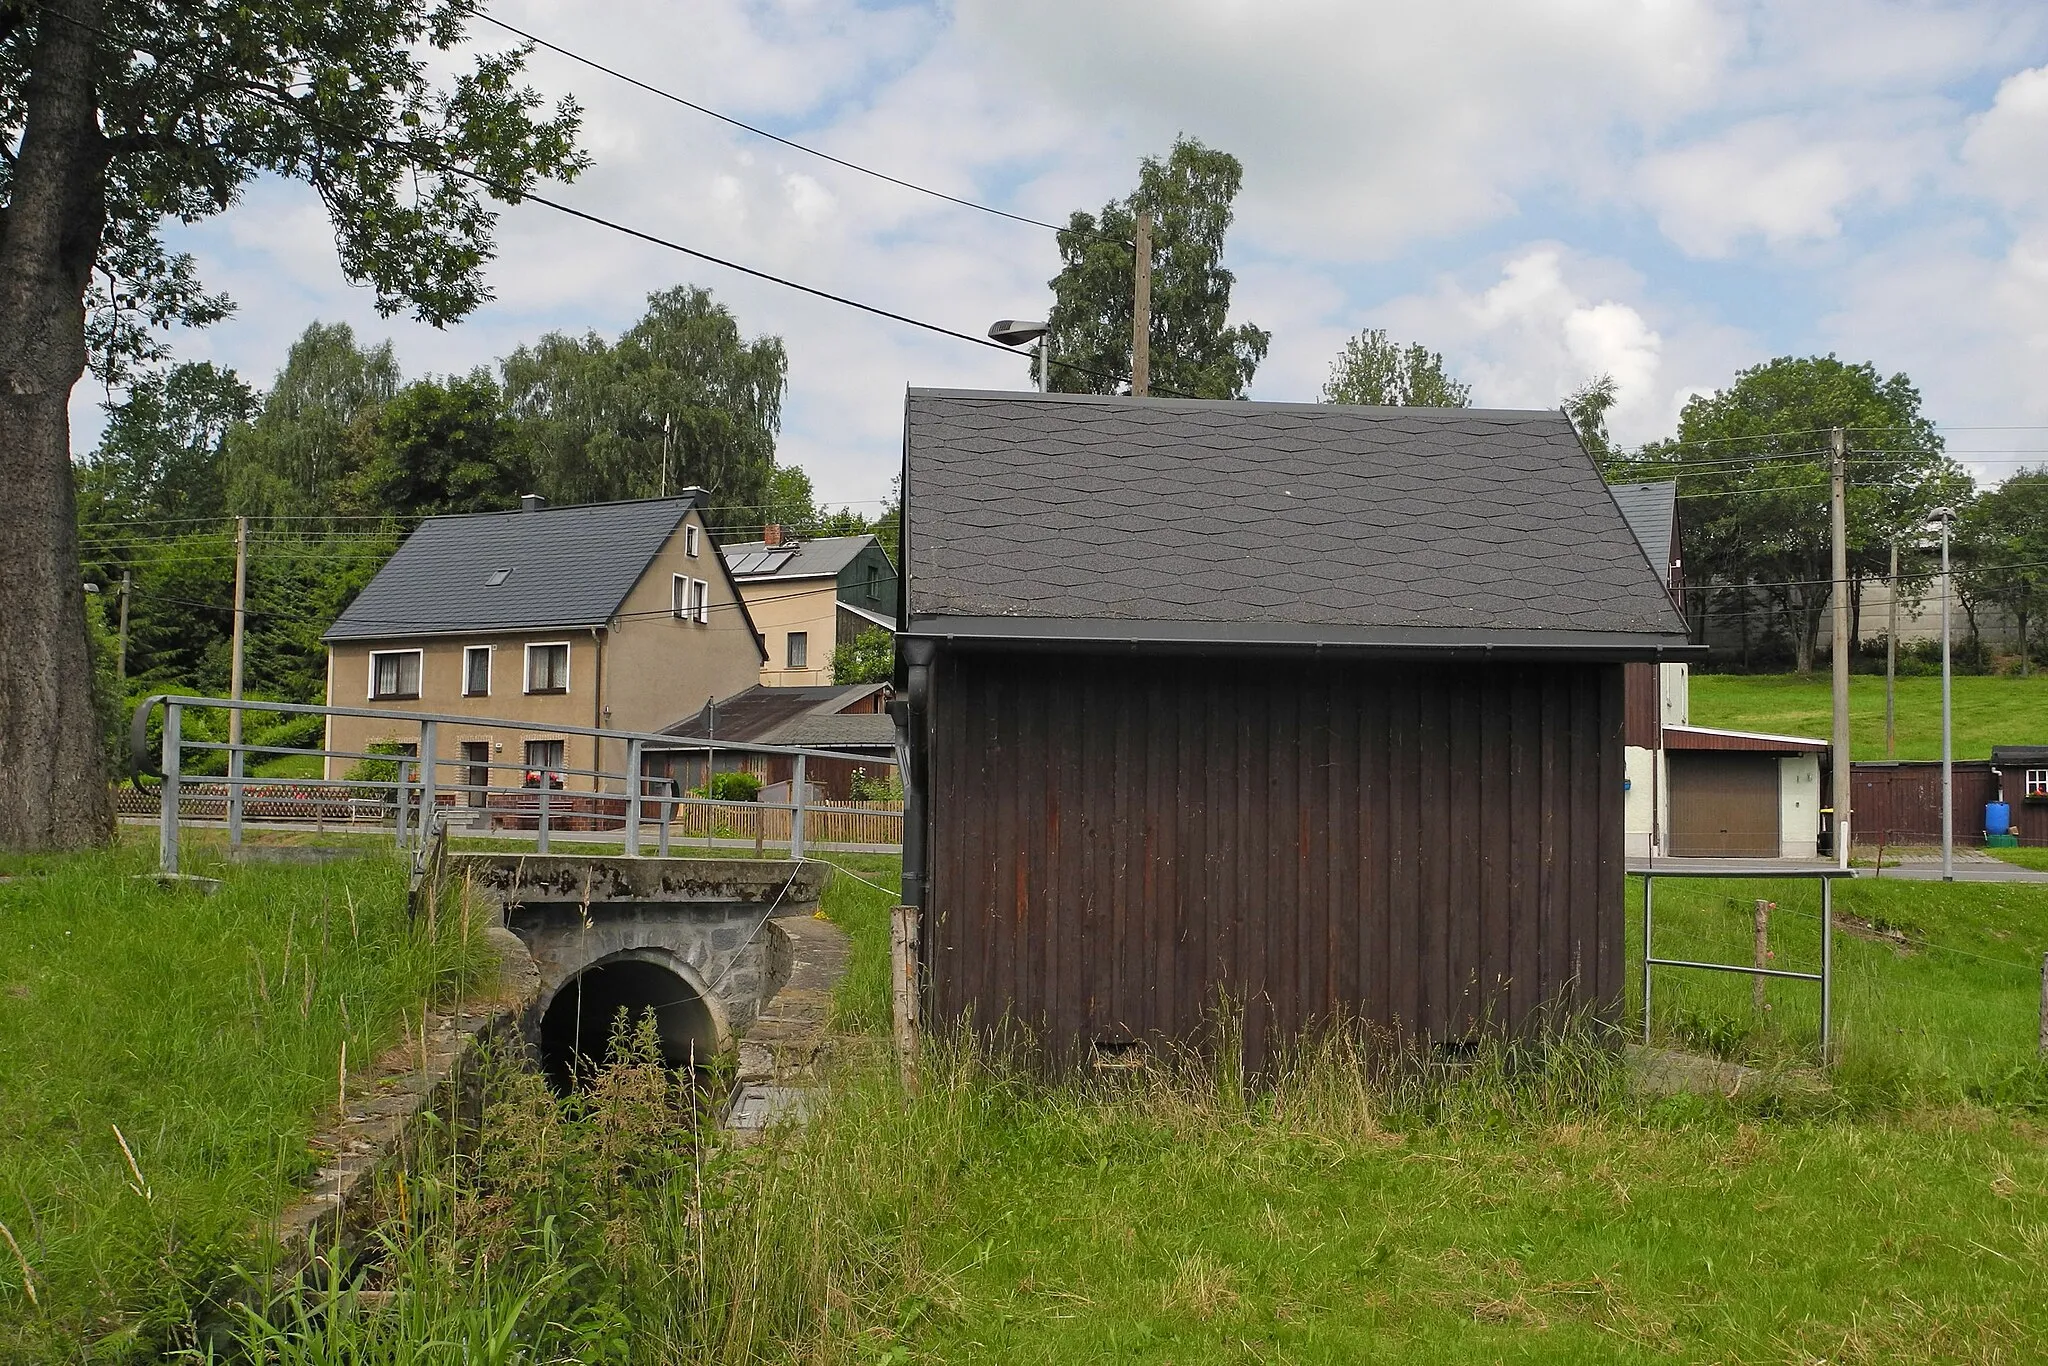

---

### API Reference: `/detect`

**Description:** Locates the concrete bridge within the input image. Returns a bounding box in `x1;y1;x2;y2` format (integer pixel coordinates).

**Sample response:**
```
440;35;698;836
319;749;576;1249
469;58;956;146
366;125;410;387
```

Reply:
452;854;833;1086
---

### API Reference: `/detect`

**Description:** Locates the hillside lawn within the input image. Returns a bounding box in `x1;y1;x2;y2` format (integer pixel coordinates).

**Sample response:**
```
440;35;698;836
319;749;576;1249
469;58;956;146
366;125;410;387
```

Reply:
1689;672;2048;760
10;836;2048;1361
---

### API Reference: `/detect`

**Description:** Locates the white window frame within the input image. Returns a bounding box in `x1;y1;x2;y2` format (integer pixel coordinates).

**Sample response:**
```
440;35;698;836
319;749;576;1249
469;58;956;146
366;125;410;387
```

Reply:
692;578;709;624
685;524;701;557
523;640;572;695
787;631;808;670
672;574;691;620
2027;768;2048;800
367;648;423;700
462;645;492;697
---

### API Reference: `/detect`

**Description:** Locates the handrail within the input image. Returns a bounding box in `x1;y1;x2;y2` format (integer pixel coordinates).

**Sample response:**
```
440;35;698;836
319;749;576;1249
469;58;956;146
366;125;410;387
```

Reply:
128;693;894;778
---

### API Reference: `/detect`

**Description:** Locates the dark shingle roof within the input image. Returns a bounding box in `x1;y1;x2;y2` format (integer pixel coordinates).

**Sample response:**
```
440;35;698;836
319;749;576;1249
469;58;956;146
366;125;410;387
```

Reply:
324;496;699;641
901;391;1693;654
661;684;889;745
720;534;877;580
1608;480;1678;583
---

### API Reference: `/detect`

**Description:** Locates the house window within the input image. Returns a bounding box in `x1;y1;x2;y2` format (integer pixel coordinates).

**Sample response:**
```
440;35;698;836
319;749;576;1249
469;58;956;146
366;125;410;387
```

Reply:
523;739;565;789
2027;769;2048;800
525;642;570;694
673;574;691;620
369;649;422;700
463;646;491;697
866;563;881;601
787;631;808;669
692;578;709;624
686;525;700;557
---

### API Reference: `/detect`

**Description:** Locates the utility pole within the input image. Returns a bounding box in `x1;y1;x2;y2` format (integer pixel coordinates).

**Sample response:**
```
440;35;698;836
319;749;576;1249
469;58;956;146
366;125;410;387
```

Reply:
116;569;131;682
1130;209;1152;398
229;516;249;845
1938;507;1955;882
1885;539;1898;759
1829;428;1851;870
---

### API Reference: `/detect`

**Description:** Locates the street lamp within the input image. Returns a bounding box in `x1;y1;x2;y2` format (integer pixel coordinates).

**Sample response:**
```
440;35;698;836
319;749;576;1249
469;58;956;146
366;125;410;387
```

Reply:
1930;506;1956;882
988;319;1050;392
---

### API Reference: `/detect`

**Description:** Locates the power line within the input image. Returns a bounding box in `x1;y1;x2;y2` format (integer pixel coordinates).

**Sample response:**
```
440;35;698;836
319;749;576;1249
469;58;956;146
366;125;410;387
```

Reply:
475;11;1118;246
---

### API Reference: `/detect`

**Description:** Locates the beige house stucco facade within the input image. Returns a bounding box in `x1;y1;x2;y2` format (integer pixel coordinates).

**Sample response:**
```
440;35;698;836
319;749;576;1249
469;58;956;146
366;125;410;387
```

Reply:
323;504;763;793
739;577;843;687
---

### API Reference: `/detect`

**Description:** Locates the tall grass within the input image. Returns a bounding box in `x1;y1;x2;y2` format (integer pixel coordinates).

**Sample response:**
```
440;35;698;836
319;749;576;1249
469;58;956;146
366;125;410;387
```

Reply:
0;835;491;1361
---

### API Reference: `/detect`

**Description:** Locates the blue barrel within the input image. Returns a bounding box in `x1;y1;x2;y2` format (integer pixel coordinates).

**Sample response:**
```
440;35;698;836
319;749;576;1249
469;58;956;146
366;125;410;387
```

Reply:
1986;802;2012;837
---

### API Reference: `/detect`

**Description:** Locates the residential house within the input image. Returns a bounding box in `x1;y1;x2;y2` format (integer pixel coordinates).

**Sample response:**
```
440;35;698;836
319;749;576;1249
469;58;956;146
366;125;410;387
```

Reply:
1611;479;1825;859
652;682;896;801
895;390;1699;1067
321;494;765;795
720;529;896;686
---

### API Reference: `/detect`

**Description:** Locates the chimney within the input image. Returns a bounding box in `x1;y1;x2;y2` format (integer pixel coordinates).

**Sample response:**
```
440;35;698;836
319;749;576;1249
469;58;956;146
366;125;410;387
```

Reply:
763;523;783;546
520;493;546;513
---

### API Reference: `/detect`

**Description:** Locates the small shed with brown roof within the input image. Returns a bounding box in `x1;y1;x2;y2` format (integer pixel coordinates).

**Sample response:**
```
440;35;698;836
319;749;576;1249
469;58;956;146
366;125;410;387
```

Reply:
893;389;1699;1067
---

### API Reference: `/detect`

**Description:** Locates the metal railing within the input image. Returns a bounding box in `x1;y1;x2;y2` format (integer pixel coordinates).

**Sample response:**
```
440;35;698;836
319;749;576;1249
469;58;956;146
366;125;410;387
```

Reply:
129;695;900;874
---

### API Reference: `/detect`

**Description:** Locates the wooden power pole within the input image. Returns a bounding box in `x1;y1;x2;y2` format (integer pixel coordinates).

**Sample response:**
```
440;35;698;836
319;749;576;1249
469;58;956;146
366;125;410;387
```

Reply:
229;516;249;770
1130;210;1152;398
1830;428;1851;868
115;569;131;682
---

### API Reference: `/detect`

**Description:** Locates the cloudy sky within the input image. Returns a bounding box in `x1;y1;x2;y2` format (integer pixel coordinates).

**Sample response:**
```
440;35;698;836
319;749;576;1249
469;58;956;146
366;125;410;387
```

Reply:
137;0;2048;510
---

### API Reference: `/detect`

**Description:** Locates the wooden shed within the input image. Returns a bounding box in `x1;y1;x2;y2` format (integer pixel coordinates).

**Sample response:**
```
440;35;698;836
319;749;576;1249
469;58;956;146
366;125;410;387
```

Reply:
893;391;1698;1065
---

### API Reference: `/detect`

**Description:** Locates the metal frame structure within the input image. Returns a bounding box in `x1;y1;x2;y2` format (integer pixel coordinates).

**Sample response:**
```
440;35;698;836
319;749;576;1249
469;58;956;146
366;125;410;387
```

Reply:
131;694;897;875
1639;865;1850;1061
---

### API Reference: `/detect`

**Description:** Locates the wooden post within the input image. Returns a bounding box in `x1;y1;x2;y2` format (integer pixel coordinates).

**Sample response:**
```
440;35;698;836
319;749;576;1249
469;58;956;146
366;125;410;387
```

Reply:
1130;210;1152;398
228;516;248;847
890;904;921;1091
2039;953;2047;1055
1753;899;1773;1013
116;569;130;681
1885;539;1899;759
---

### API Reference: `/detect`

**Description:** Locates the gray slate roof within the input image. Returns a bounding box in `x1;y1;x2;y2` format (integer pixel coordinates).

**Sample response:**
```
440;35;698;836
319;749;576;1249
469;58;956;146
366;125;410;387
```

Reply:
1608;480;1678;583
661;683;892;749
901;391;1693;654
721;534;875;580
325;496;699;641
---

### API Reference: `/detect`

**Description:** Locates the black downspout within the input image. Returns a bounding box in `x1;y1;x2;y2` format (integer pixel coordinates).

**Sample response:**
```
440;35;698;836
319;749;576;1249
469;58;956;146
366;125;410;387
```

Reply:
897;636;934;911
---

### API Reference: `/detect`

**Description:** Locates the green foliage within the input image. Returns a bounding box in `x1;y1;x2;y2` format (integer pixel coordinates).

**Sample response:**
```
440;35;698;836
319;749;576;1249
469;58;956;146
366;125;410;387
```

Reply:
224;323;403;520
1688;672;2048;760
1320;329;1472;408
760;465;870;540
1;1;586;383
500;286;787;522
700;771;762;803
832;626;895;685
1562;373;1619;460
1608;355;1970;670
74;363;255;527
347;371;526;517
1959;468;2048;674
847;766;904;802
1048;137;1271;399
0;838;491;1359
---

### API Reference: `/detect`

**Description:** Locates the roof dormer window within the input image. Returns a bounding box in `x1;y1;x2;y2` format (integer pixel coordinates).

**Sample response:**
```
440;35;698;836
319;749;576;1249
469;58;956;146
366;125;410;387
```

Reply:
485;568;510;587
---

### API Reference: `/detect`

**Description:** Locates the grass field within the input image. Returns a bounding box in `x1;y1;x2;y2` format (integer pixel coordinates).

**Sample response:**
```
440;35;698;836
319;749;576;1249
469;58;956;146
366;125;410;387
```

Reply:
1689;672;2048;760
0;834;490;1360
16;838;2048;1362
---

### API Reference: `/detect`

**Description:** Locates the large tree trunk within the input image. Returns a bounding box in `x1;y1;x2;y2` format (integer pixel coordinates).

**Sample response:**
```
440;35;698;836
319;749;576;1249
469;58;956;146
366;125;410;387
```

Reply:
0;0;114;851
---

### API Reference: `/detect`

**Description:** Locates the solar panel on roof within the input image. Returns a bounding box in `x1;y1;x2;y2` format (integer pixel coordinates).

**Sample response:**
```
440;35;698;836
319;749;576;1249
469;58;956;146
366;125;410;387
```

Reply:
760;550;796;573
729;552;768;575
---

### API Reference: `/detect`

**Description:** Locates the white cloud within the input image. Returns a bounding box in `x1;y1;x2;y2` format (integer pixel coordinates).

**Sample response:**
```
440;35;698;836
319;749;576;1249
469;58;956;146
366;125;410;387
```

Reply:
1963;63;2048;207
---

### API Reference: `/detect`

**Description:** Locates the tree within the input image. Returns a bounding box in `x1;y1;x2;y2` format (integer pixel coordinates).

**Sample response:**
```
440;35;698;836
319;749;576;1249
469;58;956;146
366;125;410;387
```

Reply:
226;322;404;520
0;1;584;850
1607;356;1966;672
76;361;254;528
1564;374;1619;464
832;627;894;685
1047;137;1270;399
1321;330;1472;408
348;371;523;517
1959;469;2048;675
502;286;786;521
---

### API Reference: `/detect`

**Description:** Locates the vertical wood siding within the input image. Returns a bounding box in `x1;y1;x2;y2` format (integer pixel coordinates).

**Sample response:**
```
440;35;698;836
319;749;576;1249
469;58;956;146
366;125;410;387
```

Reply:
924;651;1626;1066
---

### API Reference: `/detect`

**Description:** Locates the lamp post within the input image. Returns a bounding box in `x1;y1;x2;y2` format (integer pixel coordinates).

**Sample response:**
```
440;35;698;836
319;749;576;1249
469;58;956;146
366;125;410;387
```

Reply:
988;319;1050;392
1932;506;1956;882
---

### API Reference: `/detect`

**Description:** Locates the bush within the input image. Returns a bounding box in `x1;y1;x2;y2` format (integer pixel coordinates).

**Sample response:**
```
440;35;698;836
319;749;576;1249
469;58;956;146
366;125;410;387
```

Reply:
701;770;762;803
848;766;903;802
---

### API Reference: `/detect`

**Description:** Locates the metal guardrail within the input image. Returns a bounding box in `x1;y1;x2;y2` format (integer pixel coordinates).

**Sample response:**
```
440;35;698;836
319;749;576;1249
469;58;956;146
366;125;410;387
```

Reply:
130;694;900;874
1638;865;1849;1062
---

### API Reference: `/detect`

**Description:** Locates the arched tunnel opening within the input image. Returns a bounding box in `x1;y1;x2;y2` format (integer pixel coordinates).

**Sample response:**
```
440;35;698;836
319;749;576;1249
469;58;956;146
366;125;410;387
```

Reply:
538;957;719;1092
